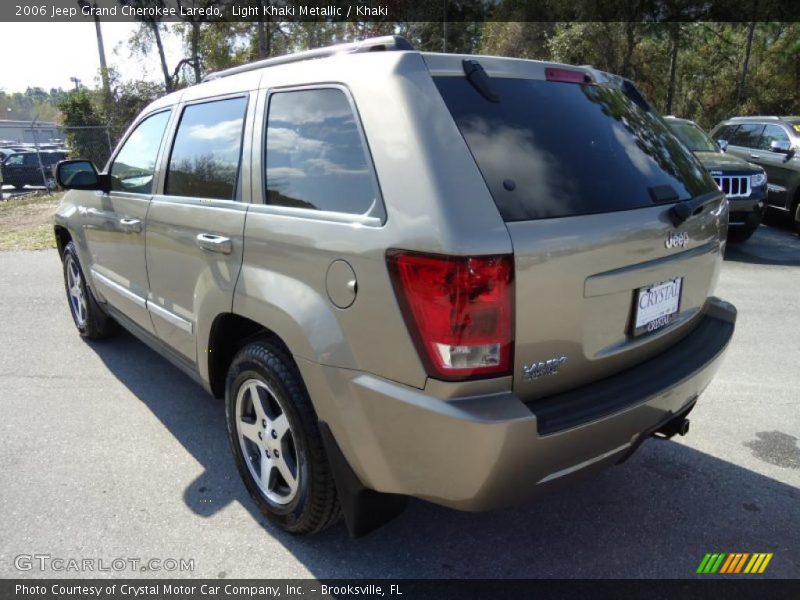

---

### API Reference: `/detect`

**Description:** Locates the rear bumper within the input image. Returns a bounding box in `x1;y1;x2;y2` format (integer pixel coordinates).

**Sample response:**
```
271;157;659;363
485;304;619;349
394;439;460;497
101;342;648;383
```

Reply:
300;297;736;511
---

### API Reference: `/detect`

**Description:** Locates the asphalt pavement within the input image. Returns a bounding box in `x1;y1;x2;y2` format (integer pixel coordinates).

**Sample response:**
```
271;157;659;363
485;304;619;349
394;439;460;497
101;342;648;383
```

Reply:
0;222;798;579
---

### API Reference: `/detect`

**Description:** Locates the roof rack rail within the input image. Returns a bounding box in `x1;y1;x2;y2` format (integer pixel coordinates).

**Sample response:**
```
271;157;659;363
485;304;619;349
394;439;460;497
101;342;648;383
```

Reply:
730;115;780;120
202;35;415;82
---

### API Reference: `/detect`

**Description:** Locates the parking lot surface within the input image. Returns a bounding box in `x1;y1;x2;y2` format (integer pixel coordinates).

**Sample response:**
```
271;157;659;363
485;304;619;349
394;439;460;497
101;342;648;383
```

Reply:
0;224;798;579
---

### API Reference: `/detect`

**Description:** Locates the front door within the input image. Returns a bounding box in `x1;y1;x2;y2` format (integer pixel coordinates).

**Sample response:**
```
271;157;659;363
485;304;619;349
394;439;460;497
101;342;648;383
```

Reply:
145;94;252;363
84;110;172;334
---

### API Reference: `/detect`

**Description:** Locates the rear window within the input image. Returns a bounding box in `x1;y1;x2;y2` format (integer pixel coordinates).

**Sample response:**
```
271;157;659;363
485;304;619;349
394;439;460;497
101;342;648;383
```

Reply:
668;121;718;153
435;77;713;221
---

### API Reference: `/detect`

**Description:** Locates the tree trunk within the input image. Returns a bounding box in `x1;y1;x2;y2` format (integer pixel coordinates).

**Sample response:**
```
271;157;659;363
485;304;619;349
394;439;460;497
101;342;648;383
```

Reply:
93;15;110;100
622;21;637;78
736;21;756;108
256;0;267;58
151;21;172;92
665;24;680;115
191;22;201;83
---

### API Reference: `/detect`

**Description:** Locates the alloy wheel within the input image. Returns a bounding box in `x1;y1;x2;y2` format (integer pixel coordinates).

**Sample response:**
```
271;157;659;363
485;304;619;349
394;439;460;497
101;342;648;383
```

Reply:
235;378;299;505
65;255;87;328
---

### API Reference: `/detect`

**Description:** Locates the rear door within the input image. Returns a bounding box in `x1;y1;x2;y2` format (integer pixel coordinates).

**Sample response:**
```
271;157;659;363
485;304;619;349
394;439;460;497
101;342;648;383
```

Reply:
145;94;252;363
754;124;795;209
726;123;765;163
435;71;724;401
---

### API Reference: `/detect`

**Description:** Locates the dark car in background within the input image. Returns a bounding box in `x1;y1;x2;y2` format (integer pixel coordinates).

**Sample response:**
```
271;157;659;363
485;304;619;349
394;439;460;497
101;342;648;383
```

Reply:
0;150;66;190
710;116;800;234
666;117;767;242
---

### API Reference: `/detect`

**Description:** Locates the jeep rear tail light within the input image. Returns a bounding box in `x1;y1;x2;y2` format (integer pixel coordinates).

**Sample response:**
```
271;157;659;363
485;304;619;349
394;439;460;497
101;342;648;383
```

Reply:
387;251;514;381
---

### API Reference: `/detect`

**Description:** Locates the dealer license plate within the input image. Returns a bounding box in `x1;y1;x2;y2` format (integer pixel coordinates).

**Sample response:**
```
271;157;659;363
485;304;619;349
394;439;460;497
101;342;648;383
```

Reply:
631;277;683;336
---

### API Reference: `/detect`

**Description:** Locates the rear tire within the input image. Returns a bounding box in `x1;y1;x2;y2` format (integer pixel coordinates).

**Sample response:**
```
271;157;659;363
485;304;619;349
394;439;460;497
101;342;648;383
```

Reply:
62;241;117;339
225;340;341;534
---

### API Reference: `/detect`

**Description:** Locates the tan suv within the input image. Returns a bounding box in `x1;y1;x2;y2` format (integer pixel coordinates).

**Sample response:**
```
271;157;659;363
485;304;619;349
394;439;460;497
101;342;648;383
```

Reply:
53;36;737;537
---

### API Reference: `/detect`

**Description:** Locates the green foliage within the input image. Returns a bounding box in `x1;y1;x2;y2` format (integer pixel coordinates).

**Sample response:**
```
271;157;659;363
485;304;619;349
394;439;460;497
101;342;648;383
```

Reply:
0;88;65;123
57;89;109;168
60;17;798;150
483;21;800;129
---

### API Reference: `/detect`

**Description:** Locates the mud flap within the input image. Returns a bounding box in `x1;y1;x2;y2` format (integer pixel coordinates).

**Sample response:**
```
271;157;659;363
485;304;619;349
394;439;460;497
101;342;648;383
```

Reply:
319;421;408;538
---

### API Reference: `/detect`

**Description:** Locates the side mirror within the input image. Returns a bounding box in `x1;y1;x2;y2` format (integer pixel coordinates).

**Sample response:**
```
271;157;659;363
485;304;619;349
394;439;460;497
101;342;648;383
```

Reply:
55;159;108;191
717;139;728;152
769;140;792;154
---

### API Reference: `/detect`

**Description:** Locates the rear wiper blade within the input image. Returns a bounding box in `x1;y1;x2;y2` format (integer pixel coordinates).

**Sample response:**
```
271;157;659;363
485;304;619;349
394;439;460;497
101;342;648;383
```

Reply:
668;191;724;227
462;59;500;103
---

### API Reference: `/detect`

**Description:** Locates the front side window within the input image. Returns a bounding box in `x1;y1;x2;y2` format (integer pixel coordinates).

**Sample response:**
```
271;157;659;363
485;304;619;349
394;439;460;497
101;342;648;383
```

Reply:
165;97;248;201
759;124;790;150
4;154;23;166
729;123;765;149
264;88;377;215
110;110;171;194
713;124;736;141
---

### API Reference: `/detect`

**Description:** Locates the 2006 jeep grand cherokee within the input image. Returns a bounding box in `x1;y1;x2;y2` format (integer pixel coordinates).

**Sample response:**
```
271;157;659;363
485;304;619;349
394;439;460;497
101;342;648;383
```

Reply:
53;36;736;537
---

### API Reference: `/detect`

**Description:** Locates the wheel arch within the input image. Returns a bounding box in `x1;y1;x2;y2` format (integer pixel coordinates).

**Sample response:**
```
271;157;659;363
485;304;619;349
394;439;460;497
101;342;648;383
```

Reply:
206;313;292;399
53;225;72;258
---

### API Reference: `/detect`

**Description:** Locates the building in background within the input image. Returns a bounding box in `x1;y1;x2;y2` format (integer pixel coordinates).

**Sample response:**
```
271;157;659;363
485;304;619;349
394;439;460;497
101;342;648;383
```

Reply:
0;120;62;144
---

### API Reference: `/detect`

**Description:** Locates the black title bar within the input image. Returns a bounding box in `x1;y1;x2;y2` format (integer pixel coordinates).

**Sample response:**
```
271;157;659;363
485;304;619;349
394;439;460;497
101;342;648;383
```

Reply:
3;0;800;23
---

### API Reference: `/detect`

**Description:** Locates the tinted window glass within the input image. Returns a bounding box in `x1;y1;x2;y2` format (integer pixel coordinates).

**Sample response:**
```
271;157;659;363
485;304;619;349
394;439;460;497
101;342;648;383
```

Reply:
110;111;171;194
165;97;247;200
265;88;377;215
729;123;764;148
23;153;38;166
4;154;22;165
759;124;790;150
714;124;736;141
667;121;718;153
435;77;712;221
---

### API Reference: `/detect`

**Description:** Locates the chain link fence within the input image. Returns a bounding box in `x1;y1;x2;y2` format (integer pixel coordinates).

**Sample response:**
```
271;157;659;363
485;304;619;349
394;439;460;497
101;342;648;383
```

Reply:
61;124;127;171
1;124;125;200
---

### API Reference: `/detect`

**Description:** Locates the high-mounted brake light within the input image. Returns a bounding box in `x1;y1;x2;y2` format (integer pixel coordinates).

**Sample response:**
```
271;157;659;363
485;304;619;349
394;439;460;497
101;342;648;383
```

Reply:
545;67;594;85
387;251;514;381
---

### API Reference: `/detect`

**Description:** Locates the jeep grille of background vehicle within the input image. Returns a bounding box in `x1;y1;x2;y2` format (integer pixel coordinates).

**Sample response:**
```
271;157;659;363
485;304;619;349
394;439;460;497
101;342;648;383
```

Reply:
713;175;750;198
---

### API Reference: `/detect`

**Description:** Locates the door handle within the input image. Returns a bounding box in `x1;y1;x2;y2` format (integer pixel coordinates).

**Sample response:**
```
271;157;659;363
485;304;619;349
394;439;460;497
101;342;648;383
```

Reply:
750;154;760;159
118;217;142;233
196;233;232;255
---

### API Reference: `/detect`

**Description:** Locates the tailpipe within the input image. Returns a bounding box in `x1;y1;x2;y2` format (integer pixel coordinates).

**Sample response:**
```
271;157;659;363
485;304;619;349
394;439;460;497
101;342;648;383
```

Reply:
654;416;690;439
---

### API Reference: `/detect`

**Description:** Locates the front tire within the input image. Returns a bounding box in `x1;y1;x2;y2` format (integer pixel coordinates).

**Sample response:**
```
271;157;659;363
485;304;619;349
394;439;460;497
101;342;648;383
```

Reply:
225;340;341;534
61;241;117;339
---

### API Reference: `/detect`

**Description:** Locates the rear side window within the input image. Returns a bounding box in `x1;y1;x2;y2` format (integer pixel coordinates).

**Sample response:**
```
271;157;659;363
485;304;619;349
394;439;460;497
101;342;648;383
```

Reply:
758;124;790;150
264;88;377;215
24;154;38;166
435;77;712;221
729;123;765;148
165;97;247;201
110;110;171;194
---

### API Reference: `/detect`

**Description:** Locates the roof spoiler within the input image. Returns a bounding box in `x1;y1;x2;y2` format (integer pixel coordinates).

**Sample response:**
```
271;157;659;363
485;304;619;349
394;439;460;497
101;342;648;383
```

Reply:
202;35;415;82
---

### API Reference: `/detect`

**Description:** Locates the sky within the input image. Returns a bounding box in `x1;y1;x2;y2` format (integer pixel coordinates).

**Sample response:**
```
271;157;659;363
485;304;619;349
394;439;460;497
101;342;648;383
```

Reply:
0;22;183;93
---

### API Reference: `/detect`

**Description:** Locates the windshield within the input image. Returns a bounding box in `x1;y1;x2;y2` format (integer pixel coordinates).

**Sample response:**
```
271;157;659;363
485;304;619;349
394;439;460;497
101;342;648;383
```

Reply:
435;76;714;222
667;120;719;153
